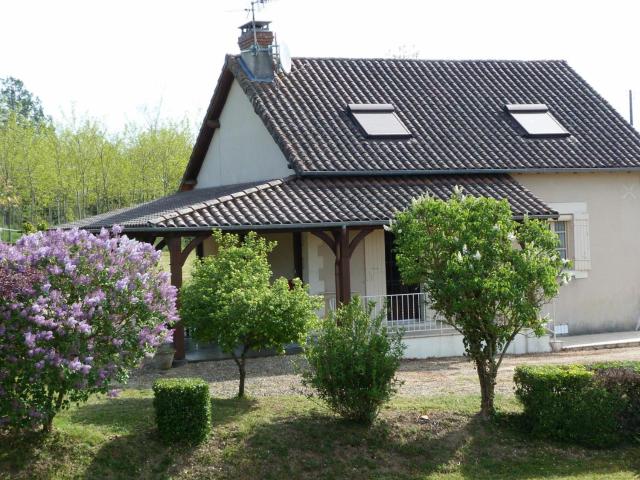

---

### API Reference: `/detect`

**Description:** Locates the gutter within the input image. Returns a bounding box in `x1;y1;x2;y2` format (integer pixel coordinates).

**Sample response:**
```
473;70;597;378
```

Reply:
299;167;640;177
76;213;558;234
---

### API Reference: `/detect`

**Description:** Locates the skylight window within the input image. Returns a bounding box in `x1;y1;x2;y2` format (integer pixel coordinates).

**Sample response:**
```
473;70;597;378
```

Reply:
348;104;411;138
505;104;570;137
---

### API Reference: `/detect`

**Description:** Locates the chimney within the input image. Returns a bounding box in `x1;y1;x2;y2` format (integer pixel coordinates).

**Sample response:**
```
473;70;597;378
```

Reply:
238;20;275;82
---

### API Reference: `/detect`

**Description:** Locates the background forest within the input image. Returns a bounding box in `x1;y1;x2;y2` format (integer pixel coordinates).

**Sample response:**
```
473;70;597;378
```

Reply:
0;77;194;239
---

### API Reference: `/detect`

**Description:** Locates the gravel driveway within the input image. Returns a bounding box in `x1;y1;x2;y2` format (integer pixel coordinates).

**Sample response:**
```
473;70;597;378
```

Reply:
125;346;640;398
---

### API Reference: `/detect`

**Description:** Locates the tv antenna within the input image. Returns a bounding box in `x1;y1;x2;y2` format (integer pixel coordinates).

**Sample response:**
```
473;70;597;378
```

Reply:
245;0;273;49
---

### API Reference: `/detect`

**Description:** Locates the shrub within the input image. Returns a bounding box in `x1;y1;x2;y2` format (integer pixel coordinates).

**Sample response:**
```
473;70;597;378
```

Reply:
153;378;211;444
0;227;176;432
592;366;640;436
587;361;640;373
302;296;405;425
514;363;640;447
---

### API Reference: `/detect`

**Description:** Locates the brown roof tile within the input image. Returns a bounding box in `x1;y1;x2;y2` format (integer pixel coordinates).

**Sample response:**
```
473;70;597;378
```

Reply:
182;56;640;184
60;175;555;231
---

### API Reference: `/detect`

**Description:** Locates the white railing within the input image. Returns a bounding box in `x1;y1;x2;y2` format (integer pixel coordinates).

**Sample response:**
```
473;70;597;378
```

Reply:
327;292;454;335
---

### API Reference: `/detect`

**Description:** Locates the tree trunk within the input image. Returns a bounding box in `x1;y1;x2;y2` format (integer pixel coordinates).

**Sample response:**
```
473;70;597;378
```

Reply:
42;391;65;433
42;417;53;433
475;359;497;419
232;352;247;398
238;357;246;397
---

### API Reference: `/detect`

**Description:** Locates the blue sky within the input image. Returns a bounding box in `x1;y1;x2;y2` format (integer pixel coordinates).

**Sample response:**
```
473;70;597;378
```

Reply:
2;0;639;131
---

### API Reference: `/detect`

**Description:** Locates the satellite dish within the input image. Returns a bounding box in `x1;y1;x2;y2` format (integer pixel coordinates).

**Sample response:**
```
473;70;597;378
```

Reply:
278;42;292;74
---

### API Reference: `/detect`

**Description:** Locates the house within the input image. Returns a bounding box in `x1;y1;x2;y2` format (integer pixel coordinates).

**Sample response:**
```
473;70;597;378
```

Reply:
63;21;640;361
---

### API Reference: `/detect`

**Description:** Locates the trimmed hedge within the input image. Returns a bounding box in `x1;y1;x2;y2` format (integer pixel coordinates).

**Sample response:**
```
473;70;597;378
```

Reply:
152;377;211;444
514;362;640;448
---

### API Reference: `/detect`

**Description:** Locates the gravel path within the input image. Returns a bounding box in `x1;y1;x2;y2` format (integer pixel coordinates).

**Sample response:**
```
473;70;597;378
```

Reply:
125;346;640;398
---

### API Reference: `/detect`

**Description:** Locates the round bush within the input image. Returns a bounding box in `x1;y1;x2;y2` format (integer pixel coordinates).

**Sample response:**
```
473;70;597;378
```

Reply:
302;296;405;425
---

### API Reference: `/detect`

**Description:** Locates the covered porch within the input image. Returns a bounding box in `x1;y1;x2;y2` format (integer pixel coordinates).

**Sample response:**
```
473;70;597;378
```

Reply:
60;173;557;361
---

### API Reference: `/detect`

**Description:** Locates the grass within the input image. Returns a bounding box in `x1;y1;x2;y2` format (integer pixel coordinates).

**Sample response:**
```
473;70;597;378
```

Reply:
1;391;639;479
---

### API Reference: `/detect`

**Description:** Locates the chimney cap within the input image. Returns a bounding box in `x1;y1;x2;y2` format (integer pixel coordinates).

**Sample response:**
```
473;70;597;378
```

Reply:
239;20;271;32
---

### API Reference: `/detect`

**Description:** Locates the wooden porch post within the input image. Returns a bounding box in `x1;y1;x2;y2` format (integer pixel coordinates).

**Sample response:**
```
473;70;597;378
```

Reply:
337;226;351;304
167;236;186;361
165;232;211;362
311;226;375;305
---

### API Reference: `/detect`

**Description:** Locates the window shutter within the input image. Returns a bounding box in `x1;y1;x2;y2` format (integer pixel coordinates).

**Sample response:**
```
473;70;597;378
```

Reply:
573;213;591;271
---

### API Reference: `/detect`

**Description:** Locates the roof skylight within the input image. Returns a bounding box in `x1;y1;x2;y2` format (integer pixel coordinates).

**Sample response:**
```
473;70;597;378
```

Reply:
348;104;411;138
505;104;569;138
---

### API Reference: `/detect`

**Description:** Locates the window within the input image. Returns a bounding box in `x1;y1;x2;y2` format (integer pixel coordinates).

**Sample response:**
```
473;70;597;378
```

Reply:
348;104;411;138
548;202;591;278
505;104;570;137
553;220;570;260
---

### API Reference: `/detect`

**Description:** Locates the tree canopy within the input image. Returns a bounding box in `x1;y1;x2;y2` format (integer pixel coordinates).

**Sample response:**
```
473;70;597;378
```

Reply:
0;77;46;125
0;77;194;236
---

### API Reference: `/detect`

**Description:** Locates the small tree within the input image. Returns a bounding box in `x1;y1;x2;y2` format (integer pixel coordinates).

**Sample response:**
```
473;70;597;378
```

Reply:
180;230;321;397
0;227;176;432
391;189;568;418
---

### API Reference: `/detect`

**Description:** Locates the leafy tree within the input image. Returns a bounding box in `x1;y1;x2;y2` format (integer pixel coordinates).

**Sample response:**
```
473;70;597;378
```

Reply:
391;188;569;418
302;297;405;424
0;176;17;209
0;227;177;432
181;231;321;397
0;77;46;125
0;107;193;228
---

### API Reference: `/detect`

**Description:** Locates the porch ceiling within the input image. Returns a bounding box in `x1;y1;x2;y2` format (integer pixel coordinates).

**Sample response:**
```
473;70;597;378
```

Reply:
57;174;556;233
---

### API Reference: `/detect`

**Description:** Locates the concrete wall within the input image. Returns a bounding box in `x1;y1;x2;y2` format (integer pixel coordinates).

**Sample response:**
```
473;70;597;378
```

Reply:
514;172;640;334
404;331;551;359
196;80;292;188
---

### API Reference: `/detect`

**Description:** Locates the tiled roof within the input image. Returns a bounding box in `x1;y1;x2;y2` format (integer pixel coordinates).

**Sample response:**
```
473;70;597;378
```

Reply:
56;182;263;230
184;56;640;181
60;175;556;232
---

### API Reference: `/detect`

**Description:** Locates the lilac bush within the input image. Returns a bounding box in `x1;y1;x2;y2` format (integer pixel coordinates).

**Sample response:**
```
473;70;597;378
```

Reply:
0;226;177;432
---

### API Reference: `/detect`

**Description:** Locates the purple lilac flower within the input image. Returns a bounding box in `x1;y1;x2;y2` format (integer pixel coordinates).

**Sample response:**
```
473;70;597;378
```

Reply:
24;332;36;348
107;389;120;398
68;359;82;372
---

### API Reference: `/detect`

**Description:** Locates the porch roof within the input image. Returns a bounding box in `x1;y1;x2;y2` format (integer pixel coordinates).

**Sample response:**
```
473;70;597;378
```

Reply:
59;174;556;232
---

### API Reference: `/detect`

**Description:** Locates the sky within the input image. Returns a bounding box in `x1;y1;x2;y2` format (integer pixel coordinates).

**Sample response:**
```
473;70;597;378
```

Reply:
2;0;640;131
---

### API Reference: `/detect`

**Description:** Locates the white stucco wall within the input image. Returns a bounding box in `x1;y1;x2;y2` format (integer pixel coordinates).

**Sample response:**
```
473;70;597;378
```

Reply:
201;236;217;256
195;80;292;188
263;233;295;280
514;172;640;334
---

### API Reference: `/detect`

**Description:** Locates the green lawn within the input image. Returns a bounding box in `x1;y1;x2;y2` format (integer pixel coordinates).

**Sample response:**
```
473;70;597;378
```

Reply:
1;391;639;479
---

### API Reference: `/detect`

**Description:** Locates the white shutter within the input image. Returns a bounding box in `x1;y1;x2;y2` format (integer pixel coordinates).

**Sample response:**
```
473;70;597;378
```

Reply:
573;212;591;271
